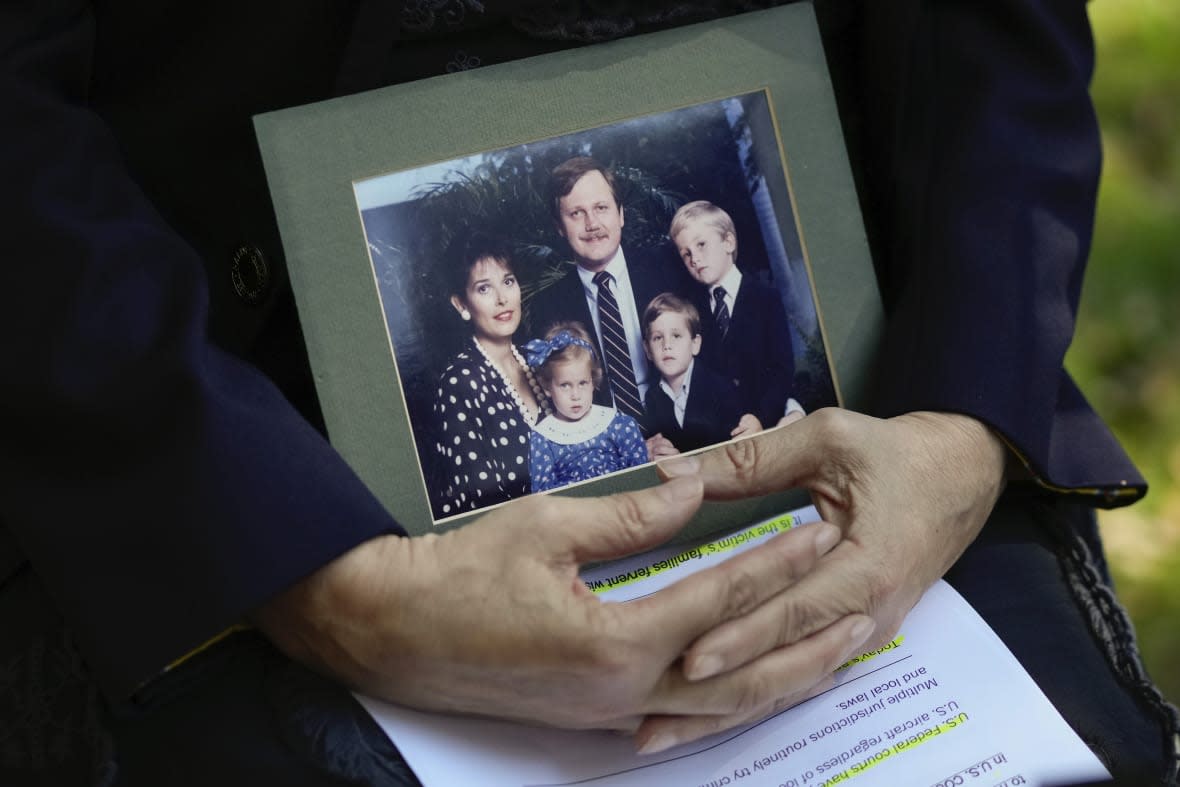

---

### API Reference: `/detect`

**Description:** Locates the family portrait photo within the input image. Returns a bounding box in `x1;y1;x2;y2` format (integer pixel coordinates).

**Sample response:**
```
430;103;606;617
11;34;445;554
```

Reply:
354;90;838;523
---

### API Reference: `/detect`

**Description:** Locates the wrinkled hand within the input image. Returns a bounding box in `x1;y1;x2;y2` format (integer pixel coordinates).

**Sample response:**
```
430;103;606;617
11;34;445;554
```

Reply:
646;432;680;461
639;409;1006;751
253;476;855;731
729;413;763;439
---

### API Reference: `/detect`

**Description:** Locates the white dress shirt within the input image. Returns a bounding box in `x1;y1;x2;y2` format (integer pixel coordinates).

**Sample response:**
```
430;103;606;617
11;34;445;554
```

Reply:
657;359;696;427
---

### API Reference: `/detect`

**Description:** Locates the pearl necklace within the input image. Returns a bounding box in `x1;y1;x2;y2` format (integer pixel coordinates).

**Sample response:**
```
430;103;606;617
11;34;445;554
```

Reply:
472;337;550;426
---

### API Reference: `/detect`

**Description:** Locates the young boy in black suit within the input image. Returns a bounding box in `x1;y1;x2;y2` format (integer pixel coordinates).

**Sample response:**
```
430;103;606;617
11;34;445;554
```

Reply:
669;200;798;427
641;293;760;453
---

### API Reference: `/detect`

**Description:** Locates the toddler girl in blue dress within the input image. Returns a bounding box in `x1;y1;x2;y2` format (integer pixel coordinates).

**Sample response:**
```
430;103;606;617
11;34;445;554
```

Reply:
525;322;648;492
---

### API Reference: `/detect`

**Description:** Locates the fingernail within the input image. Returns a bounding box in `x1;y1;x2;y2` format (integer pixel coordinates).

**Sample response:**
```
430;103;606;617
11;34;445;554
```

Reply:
685;653;723;681
657;455;700;479
813;523;841;557
637;732;679;755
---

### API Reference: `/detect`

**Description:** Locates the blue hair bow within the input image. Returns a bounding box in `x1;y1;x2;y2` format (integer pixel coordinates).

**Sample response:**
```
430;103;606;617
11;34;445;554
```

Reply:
523;331;596;369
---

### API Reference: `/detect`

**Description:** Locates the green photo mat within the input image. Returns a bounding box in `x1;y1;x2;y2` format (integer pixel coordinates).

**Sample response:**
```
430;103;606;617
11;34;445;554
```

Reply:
255;2;882;538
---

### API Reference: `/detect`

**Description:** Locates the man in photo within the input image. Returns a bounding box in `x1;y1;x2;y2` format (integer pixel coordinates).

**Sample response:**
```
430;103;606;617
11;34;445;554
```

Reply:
528;156;689;456
641;292;759;453
670;199;796;427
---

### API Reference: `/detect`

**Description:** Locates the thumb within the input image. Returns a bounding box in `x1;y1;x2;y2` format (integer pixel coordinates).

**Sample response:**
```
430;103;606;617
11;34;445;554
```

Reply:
548;475;704;565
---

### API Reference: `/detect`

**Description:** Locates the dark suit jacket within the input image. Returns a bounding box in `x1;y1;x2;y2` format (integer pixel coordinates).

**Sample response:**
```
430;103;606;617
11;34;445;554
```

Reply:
693;275;794;427
0;0;1146;707
643;361;745;453
526;249;690;411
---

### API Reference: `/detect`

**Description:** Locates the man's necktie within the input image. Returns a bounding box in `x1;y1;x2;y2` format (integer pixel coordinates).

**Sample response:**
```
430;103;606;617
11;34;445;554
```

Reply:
713;286;731;339
592;271;644;420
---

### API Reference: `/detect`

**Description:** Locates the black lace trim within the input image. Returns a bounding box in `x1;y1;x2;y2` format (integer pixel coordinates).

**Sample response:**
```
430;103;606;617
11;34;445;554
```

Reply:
265;657;420;786
0;627;117;786
1046;502;1180;785
515;0;782;42
399;0;786;43
401;0;491;35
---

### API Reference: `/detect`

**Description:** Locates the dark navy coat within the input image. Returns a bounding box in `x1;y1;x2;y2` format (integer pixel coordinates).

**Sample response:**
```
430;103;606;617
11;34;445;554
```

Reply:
0;0;1145;710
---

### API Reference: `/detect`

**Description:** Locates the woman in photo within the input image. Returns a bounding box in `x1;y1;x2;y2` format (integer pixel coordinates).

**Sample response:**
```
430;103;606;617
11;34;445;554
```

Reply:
431;233;549;517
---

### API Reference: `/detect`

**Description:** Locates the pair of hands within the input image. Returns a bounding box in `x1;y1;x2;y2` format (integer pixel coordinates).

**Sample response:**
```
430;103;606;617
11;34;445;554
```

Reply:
256;409;1006;754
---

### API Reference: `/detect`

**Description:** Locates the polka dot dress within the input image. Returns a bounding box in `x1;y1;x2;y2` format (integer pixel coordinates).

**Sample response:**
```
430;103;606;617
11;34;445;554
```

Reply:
432;342;531;517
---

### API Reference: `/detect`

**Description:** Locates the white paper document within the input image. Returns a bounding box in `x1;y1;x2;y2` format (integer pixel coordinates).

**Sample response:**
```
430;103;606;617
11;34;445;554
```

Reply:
357;509;1109;787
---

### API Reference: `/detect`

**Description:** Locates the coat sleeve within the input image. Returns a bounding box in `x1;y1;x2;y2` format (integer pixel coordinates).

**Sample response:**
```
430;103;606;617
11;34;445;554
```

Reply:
858;0;1145;507
756;284;795;427
0;0;399;700
432;360;522;512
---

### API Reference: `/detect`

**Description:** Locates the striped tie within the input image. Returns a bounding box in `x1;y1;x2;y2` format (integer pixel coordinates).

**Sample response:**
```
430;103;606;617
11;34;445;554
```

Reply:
713;286;731;339
592;271;644;420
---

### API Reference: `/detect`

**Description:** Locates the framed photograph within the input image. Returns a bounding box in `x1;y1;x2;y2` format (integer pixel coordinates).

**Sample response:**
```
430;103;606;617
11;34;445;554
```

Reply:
356;90;838;523
256;3;882;537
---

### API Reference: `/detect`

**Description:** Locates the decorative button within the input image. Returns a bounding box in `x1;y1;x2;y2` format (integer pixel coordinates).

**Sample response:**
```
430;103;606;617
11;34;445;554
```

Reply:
230;244;272;305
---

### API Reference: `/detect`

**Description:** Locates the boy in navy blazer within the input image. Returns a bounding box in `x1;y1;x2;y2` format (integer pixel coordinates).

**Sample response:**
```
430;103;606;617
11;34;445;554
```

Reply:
670;200;796;428
640;293;759;452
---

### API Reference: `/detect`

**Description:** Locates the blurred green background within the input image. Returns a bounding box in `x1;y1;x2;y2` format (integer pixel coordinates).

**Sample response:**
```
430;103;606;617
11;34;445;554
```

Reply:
1068;0;1180;706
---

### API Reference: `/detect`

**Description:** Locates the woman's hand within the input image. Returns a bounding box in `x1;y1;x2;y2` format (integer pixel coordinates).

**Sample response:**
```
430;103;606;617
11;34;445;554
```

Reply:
254;475;849;730
637;408;1006;751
